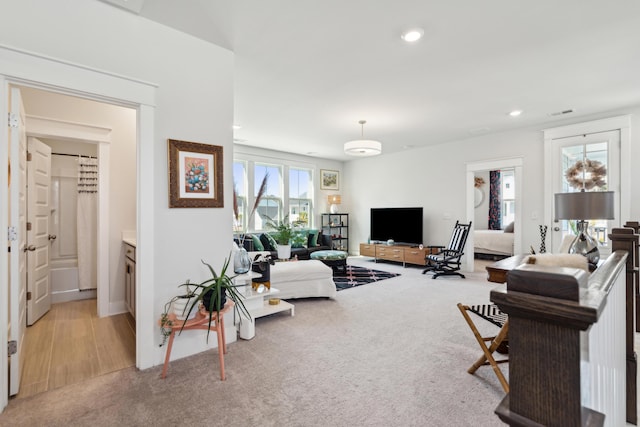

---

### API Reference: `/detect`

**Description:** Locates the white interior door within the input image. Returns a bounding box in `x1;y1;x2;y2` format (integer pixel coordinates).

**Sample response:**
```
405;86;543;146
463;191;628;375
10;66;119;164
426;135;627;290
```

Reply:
26;137;52;325
549;130;620;253
8;87;27;395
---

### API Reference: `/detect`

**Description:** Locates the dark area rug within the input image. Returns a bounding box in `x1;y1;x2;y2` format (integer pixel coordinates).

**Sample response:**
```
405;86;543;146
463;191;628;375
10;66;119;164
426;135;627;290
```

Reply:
334;265;401;291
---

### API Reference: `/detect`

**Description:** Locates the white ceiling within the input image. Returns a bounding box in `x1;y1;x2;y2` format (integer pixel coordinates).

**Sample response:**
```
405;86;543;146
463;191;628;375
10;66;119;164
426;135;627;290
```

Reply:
101;0;640;161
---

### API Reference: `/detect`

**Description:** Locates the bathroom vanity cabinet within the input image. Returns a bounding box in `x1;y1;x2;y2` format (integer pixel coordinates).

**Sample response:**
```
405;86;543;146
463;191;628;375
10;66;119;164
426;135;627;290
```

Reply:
124;242;136;319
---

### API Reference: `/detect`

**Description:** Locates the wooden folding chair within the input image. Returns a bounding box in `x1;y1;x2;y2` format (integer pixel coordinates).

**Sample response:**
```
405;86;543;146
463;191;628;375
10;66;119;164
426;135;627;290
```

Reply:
457;303;509;392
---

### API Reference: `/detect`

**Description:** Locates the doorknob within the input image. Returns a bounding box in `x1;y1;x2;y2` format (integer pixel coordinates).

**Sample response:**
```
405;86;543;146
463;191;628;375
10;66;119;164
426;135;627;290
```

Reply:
23;245;36;252
48;234;57;241
553;227;560;232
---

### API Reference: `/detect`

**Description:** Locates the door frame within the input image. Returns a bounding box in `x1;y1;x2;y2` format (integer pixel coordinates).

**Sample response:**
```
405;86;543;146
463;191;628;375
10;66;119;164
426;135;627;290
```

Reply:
543;115;631;241
466;157;524;272
0;45;157;412
26;116;112;317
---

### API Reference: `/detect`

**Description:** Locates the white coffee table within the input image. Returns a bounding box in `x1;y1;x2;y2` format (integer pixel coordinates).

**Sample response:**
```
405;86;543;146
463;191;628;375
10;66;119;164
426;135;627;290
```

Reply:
233;280;294;339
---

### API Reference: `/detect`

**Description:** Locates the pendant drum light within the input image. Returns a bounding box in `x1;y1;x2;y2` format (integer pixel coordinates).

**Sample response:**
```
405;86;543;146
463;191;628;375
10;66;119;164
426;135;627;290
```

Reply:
344;120;382;156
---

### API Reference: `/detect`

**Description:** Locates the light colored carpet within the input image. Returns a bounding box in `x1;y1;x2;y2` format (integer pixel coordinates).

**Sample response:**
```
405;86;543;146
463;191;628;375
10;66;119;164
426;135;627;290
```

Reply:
1;257;508;426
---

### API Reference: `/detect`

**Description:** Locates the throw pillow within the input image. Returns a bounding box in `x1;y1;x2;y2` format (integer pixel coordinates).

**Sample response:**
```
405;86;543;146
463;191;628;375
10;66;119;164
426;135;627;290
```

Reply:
292;230;308;248
316;230;324;247
308;229;319;247
251;234;264;251
504;222;514;233
265;232;278;249
259;233;274;251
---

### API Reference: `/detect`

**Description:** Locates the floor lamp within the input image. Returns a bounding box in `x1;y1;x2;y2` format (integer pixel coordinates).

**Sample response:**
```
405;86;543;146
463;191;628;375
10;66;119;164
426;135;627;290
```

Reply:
554;190;615;269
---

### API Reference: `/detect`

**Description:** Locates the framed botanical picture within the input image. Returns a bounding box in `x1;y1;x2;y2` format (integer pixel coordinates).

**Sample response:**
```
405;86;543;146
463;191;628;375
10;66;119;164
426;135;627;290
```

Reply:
168;139;223;208
320;169;339;190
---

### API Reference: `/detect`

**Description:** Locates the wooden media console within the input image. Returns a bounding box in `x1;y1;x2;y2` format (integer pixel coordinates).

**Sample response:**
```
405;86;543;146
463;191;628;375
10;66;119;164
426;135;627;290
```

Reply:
360;243;436;267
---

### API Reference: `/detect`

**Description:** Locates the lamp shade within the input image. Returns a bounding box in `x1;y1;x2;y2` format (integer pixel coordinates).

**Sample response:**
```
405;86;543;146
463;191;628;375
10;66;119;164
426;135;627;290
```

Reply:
554;191;614;220
344;140;382;156
328;195;341;205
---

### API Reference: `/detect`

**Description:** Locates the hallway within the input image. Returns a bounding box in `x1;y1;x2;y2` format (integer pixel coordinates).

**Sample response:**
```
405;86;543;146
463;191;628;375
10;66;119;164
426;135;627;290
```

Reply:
15;299;135;399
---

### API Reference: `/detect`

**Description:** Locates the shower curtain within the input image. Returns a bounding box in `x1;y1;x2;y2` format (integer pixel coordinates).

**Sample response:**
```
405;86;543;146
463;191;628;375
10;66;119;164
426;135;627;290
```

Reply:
77;157;98;290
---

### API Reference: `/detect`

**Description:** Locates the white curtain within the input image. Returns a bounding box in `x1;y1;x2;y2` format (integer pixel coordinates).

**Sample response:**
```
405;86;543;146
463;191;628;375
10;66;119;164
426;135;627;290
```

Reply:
77;157;98;290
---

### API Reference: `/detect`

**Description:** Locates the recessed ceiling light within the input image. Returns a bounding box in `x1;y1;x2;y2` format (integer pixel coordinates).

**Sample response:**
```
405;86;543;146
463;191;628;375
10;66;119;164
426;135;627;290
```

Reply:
401;28;424;43
508;110;523;117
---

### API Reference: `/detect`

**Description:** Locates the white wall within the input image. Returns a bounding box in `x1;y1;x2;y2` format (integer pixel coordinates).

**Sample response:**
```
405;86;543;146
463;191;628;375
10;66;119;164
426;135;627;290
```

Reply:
20;89;135;309
0;0;233;367
345;106;640;257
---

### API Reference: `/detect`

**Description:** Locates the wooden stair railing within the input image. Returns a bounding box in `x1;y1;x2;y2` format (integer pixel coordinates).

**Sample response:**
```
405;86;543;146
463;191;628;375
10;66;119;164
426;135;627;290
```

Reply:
622;221;640;333
610;227;638;424
490;250;629;427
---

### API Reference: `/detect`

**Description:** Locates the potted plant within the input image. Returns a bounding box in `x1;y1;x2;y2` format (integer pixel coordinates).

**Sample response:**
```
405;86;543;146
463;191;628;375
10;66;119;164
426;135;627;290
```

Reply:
180;255;252;342
158;281;199;347
264;214;293;259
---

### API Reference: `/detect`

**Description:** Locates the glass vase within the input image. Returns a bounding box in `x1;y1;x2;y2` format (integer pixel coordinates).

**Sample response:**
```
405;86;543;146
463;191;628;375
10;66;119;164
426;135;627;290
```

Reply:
234;247;251;274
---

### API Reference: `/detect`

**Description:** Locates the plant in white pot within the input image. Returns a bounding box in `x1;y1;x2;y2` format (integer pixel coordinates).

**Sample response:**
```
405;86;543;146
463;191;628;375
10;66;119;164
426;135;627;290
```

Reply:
158;281;198;347
264;214;293;260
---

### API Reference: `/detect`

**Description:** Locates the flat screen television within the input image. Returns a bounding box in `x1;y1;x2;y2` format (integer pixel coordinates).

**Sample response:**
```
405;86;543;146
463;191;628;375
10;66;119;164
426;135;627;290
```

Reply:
370;207;423;245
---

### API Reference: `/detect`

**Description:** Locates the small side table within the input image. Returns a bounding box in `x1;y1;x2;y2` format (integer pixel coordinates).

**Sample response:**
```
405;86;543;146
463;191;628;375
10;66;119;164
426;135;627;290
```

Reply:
161;300;235;381
235;287;294;340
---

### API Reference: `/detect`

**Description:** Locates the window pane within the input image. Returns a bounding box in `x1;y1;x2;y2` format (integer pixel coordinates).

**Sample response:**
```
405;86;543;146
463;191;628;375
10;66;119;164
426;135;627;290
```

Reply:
289;168;312;227
560;142;610;246
255;163;283;229
255;164;281;198
233;161;247;232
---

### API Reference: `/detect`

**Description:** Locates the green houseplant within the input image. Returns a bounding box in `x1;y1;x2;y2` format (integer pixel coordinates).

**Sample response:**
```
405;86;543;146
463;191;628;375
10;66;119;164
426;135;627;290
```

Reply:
159;281;198;347
264;214;293;259
187;256;251;341
160;255;251;345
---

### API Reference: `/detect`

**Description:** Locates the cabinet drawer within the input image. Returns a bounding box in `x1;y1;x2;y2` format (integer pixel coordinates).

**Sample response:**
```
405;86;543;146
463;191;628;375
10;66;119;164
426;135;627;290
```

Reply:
124;243;136;262
377;247;404;262
360;244;376;257
404;248;427;266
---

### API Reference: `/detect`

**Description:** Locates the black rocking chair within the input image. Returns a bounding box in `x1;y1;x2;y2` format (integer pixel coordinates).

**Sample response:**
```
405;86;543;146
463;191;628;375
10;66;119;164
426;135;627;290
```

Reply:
422;221;472;279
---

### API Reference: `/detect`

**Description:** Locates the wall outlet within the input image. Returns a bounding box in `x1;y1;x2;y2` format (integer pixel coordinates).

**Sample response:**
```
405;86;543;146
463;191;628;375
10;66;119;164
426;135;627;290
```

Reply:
443;212;452;220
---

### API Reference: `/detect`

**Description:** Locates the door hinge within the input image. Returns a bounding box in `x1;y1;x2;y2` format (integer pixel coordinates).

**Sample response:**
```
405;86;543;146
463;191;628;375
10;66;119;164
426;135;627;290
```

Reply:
7;226;17;241
8;340;17;357
26;222;32;231
27;152;32;162
26;291;32;301
7;113;18;128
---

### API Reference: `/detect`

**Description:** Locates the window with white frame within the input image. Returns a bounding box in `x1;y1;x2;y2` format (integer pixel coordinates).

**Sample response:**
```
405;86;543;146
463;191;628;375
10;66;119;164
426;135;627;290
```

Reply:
501;169;515;227
289;167;312;227
233;159;314;232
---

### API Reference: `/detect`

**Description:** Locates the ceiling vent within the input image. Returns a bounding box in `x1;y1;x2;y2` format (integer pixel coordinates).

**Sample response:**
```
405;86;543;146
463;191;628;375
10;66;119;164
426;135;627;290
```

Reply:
549;109;574;117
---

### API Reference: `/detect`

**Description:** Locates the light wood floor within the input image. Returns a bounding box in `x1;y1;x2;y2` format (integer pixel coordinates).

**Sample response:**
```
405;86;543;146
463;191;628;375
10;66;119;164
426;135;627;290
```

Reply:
15;298;135;399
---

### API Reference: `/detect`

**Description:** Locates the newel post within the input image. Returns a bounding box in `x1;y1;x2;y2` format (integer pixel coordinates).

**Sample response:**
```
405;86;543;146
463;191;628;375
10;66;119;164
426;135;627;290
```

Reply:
490;262;609;427
609;227;638;424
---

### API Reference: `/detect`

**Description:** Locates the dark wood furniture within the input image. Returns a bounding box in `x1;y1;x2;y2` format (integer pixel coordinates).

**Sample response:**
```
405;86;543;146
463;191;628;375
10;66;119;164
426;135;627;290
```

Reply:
486;254;526;284
491;253;627;426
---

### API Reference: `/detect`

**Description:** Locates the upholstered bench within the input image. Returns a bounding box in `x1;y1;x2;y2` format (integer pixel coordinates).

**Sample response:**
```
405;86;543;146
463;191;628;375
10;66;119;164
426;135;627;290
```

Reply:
268;259;336;299
310;250;347;273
